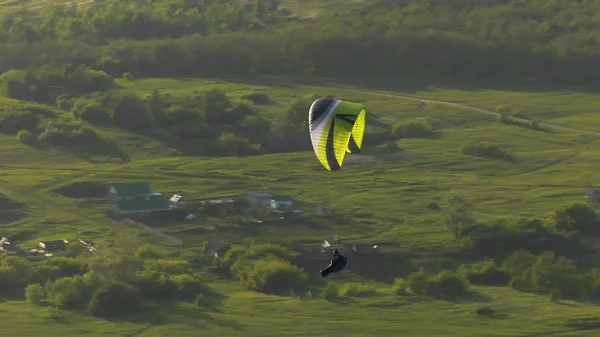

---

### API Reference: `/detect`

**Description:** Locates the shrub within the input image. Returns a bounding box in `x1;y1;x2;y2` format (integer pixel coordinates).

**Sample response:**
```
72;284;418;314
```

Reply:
133;270;178;300
554;203;599;235
400;268;470;297
393;278;410;295
194;293;205;308
170;274;205;300
459;260;511;286
135;245;166;259
461;140;511;160
426;270;470;296
0;111;39;134
339;283;377;297
88;281;142;317
16;129;35;144
242;93;270;105
242;258;308;295
507;251;589;297
46;276;86;309
322;282;340;301
25;284;45;305
391;119;433;138
72;101;111;125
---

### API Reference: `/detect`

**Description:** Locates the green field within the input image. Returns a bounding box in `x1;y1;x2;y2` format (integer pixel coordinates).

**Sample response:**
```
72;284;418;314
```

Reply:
3;75;600;336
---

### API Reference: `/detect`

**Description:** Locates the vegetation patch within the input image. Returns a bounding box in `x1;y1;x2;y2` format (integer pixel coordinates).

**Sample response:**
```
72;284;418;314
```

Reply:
51;182;107;199
0;192;25;224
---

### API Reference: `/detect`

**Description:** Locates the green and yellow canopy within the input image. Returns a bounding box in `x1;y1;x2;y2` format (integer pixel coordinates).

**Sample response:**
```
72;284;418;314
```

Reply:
308;98;366;171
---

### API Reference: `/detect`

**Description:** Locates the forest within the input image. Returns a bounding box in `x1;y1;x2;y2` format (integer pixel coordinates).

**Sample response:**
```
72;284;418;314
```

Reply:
0;0;600;85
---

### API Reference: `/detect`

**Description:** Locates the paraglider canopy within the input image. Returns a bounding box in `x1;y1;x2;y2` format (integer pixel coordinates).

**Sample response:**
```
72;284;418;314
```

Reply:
308;98;366;171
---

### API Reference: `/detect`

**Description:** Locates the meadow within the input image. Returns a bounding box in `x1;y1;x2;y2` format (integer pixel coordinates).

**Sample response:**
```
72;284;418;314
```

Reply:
3;75;600;336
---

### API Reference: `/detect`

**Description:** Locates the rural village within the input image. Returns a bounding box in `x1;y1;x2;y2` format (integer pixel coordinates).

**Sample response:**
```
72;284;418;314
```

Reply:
1;182;377;260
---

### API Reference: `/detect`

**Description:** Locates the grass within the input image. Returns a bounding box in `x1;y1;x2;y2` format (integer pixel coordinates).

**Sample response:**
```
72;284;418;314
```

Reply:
4;76;600;335
3;284;600;336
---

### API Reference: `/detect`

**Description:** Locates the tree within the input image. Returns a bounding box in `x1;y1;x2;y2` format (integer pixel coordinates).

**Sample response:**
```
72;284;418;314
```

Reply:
25;284;45;305
88;281;142;316
555;203;599;235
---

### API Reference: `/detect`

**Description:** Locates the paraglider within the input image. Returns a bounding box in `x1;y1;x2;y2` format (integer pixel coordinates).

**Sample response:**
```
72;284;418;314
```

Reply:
308;98;366;171
308;97;367;277
320;249;347;278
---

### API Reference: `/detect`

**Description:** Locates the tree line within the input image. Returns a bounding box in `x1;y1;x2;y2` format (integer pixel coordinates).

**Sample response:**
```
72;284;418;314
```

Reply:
0;65;401;158
0;0;598;85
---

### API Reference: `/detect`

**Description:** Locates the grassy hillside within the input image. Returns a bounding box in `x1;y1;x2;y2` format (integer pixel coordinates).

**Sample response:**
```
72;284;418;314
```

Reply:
3;75;600;335
2;0;600;335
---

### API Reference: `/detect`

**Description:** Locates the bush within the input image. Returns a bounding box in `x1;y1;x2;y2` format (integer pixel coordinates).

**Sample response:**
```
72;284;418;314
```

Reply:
322;282;340;301
135;245;166;259
88;281;142;317
46;276;86;309
242;93;270;105
339;283;377;297
426;270;470;297
16;129;35;145
194;293;205;308
170;274;204;300
25;284;45;305
393;278;410;295
0;111;39;134
133;270;178;300
400;268;470;297
391;119;433;138
241;258;308;295
554;203;599;235
507;251;589;297
453;217;589;259
459;260;511;286
72;101;111;125
461;140;511;160
40;257;89;280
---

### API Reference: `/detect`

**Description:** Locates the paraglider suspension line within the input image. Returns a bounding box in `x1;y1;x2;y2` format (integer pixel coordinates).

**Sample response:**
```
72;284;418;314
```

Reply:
332;211;337;249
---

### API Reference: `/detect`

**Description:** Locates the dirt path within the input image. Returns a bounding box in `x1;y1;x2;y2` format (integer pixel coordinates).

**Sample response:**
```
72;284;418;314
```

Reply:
297;83;600;136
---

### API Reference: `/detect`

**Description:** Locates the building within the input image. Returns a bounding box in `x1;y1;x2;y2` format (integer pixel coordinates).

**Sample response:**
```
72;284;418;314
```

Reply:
170;194;184;207
315;205;333;217
0;237;20;252
106;182;171;215
245;192;273;207
116;193;171;214
204;198;235;211
106;182;153;203
588;188;600;202
39;239;69;251
270;195;293;213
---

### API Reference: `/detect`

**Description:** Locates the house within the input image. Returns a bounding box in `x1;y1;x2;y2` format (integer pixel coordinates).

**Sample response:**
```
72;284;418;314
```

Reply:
270;195;293;213
245;192;273;207
170;194;184;207
39;239;69;251
205;239;230;258
588;188;600;202
0;237;20;252
203;198;234;215
107;182;153;203
78;239;96;252
315;205;333;217
116;193;171;214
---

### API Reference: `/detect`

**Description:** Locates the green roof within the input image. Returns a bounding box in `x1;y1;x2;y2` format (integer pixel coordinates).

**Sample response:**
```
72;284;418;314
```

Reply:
117;194;170;214
274;203;292;211
110;182;152;196
271;195;293;202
